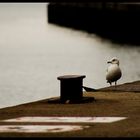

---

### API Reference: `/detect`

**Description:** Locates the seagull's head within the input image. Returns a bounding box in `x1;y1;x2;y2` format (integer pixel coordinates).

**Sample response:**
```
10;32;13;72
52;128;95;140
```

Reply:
107;57;120;65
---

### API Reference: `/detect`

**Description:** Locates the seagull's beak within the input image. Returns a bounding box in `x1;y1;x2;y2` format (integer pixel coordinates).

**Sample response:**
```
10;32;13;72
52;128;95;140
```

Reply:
107;61;111;64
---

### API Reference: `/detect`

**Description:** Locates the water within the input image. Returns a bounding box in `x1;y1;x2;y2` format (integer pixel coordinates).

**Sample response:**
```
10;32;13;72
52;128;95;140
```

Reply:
0;3;140;109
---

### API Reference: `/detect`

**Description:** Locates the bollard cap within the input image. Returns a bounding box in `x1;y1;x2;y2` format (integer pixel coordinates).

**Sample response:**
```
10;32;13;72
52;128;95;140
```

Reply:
57;75;86;80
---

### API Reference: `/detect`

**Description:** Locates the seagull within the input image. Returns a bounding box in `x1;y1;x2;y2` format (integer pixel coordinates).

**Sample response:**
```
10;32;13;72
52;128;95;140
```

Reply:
106;57;122;86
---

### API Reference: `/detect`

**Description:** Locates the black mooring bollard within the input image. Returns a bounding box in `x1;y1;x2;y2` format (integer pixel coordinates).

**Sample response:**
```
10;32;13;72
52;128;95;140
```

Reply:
57;75;86;103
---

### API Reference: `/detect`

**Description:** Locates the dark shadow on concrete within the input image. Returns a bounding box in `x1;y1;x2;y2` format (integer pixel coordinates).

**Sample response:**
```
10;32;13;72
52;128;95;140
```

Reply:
46;96;95;104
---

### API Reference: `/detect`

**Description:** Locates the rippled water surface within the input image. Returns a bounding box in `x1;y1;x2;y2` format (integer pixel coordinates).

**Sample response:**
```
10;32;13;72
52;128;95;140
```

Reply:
0;3;140;108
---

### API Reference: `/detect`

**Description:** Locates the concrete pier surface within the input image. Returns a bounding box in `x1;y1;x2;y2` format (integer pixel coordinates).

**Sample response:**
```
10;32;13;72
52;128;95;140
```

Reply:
0;81;139;137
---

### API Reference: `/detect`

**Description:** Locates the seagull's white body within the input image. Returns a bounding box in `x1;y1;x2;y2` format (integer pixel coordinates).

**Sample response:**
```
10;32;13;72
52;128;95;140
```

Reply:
106;57;122;86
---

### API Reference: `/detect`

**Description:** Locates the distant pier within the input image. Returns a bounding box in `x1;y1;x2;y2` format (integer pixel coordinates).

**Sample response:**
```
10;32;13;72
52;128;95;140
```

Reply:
48;3;140;45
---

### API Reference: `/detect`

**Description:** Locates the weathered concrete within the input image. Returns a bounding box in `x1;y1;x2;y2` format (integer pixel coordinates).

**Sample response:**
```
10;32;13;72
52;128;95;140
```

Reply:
99;80;140;92
0;81;139;137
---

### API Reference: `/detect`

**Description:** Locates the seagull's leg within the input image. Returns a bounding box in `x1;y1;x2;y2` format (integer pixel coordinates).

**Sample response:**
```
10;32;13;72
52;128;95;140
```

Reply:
115;81;117;90
115;81;117;86
110;82;112;86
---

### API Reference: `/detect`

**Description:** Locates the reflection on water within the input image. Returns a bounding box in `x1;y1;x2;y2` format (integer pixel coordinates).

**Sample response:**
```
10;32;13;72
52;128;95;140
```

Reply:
0;3;139;108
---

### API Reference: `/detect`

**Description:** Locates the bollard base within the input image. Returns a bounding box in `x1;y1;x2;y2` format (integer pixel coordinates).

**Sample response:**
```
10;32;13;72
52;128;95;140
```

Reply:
47;96;95;104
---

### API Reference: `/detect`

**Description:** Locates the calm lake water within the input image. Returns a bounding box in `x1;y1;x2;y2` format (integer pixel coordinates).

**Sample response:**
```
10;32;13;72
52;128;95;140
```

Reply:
0;3;140;109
